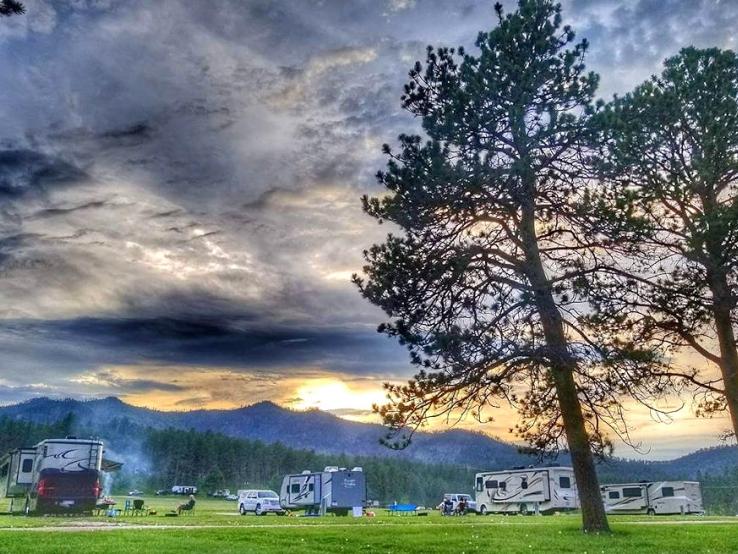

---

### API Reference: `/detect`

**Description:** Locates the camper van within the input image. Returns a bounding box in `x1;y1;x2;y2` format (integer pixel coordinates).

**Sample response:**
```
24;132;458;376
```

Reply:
1;438;107;514
279;466;366;516
601;481;704;515
474;466;578;515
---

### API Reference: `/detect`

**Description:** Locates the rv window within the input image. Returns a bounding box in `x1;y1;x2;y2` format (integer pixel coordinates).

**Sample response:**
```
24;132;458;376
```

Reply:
559;476;571;489
485;480;498;489
608;491;620;500
623;487;643;498
476;477;483;492
290;484;300;494
308;483;314;492
662;487;674;497
21;459;32;473
521;478;528;490
499;481;507;491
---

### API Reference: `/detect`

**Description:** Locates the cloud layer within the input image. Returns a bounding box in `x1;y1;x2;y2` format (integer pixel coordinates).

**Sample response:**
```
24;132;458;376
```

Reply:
0;0;735;457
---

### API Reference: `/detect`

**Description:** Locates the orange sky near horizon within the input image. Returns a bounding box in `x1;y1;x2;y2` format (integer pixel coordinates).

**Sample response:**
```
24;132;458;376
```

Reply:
77;363;732;461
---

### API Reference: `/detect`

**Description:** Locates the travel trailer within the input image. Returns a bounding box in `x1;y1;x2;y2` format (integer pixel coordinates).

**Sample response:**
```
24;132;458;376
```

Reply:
474;466;579;515
171;485;198;495
279;466;366;516
601;481;704;515
0;438;114;514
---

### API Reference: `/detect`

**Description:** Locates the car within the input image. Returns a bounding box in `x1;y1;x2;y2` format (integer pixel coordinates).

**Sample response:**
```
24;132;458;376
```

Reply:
440;493;476;514
155;489;168;496
237;489;285;515
127;490;144;497
225;494;238;501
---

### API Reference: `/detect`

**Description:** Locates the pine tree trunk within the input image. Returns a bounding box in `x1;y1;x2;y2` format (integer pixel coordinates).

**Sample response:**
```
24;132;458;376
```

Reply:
702;191;738;439
520;199;610;533
707;271;738;437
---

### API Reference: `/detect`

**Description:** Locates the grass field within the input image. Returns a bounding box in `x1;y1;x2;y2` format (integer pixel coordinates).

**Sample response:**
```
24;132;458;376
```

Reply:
0;496;736;553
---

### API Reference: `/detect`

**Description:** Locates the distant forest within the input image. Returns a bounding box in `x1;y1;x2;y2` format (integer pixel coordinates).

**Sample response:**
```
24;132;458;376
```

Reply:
1;415;737;512
0;415;475;506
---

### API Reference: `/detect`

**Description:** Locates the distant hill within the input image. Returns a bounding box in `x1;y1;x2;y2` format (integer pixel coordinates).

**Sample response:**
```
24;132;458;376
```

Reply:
0;397;531;469
1;396;736;480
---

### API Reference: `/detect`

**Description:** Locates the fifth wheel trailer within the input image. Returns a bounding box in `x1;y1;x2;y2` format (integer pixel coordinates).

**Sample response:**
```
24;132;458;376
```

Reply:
600;481;704;515
0;437;120;514
474;466;579;515
279;466;366;516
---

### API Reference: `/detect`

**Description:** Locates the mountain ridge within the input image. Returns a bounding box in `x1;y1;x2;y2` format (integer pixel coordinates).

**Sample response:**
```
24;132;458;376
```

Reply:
1;396;736;479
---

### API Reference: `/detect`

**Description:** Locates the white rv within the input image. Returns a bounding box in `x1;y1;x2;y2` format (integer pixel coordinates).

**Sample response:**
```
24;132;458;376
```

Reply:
474;466;578;515
279;466;366;516
601;481;704;515
0;438;112;514
171;485;198;495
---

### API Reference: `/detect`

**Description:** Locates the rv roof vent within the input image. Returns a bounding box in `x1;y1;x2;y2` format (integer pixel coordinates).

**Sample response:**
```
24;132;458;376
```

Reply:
548;463;560;467
65;436;78;440
301;470;312;474
324;466;339;472
351;467;363;472
639;480;648;483
513;466;525;470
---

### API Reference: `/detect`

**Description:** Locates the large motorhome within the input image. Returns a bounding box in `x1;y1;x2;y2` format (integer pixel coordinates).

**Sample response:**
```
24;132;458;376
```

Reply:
279;466;366;516
0;438;114;514
474;466;579;515
601;481;704;515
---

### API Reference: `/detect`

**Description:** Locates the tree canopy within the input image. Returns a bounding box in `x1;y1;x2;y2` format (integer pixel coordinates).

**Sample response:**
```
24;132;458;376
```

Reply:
590;47;738;439
352;0;676;532
0;0;24;17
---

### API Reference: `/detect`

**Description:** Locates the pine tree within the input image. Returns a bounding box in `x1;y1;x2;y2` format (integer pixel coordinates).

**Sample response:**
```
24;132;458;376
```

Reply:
591;47;738;440
350;0;664;533
0;1;24;17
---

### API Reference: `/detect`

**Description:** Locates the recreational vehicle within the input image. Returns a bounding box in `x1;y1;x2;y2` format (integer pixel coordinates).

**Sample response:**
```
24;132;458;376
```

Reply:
0;438;111;514
279;466;366;516
474;466;578;515
171;485;198;495
600;481;704;515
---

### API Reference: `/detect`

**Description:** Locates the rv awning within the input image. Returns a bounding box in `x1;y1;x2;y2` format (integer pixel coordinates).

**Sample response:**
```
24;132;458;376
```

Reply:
101;458;124;472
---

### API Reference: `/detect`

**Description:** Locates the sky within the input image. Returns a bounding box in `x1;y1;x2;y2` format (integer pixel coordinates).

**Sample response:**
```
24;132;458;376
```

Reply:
0;0;736;460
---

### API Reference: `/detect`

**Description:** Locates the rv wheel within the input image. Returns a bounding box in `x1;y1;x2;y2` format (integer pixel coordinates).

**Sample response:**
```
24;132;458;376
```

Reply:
647;508;656;516
239;504;247;516
519;504;529;516
479;505;488;515
255;503;264;515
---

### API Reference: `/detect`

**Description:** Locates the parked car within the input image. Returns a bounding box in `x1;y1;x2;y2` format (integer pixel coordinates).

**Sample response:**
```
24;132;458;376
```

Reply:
440;493;476;514
225;493;238;501
155;489;168;496
237;489;285;515
127;489;144;497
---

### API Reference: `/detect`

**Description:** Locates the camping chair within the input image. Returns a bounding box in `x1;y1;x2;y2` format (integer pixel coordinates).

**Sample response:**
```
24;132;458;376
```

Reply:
132;499;146;516
178;498;196;516
123;499;133;516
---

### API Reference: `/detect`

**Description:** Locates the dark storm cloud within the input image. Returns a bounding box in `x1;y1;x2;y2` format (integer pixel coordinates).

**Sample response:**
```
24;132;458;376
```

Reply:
0;149;88;198
0;0;736;433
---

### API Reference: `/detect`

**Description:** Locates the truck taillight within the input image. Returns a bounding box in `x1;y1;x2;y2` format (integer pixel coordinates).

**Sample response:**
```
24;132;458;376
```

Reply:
37;479;54;497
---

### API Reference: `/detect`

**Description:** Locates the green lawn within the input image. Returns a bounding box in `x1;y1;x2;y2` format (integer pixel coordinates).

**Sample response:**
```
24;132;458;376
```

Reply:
0;496;736;553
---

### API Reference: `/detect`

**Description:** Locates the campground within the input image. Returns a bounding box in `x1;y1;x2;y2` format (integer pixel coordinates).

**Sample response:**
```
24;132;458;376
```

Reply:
0;497;737;553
